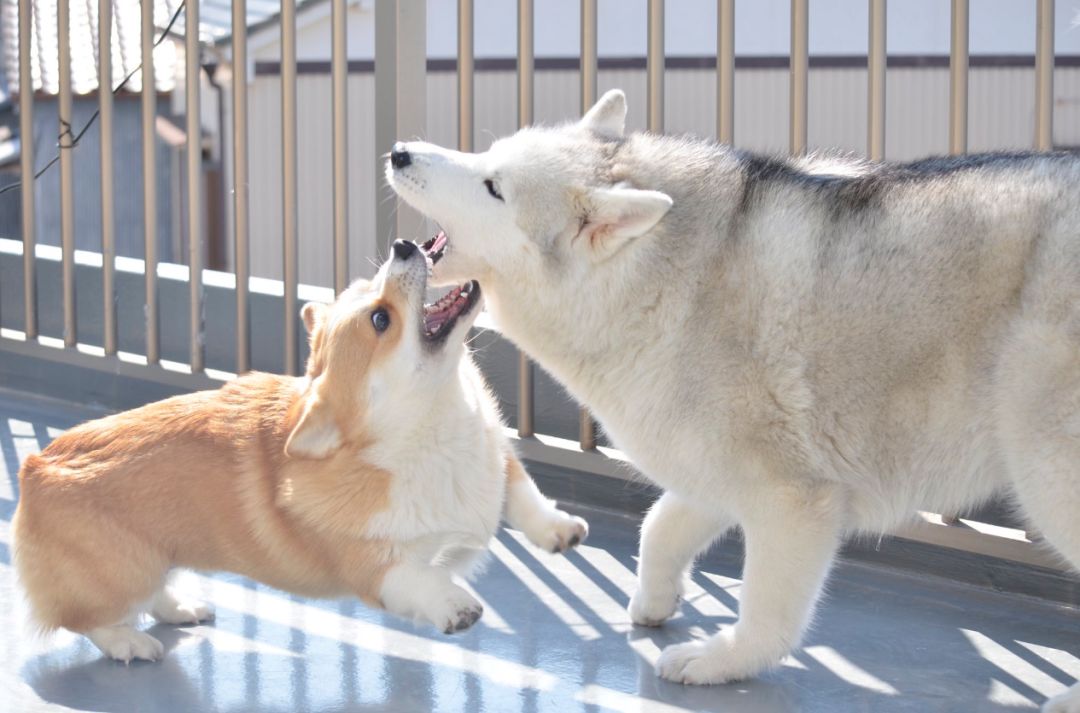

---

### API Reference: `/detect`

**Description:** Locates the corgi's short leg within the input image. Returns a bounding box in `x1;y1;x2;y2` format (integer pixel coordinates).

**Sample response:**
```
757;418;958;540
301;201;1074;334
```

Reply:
87;620;165;663
379;562;483;634
503;454;588;553
150;585;215;626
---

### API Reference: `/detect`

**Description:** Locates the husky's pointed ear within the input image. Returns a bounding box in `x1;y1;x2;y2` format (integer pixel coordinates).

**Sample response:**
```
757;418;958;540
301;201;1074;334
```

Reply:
285;384;341;459
578;186;673;262
580;89;627;139
301;302;327;335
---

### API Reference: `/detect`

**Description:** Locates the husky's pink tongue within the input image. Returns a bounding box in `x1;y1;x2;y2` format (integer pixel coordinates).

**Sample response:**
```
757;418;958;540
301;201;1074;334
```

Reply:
429;231;448;254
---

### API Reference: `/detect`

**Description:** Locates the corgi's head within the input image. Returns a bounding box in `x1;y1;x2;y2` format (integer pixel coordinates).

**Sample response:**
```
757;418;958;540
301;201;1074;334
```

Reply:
285;240;483;459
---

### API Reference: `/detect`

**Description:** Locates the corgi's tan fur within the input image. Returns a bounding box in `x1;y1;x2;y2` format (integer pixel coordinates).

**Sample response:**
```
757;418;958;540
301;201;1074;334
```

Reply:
13;243;587;662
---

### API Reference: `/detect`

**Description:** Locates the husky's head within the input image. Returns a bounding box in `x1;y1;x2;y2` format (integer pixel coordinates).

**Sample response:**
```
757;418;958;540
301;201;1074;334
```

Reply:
385;90;673;290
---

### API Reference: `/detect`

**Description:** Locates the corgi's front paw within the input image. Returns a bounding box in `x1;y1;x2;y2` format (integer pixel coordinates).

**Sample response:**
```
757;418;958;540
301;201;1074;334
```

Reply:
428;585;484;634
524;510;589;554
88;625;165;663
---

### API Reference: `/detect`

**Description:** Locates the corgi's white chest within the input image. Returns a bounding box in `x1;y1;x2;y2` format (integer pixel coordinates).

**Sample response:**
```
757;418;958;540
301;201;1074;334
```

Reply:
362;383;507;553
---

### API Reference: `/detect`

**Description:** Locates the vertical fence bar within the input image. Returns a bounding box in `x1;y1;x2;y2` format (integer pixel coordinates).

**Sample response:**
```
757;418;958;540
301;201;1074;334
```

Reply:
458;0;473;152
282;0;299;374
99;0;116;354
516;0;535;438
58;0;75;346
142;0;159;363
188;0;204;372
233;0;250;373
647;0;664;132
331;0;348;293
1035;0;1054;150
579;0;597;450
19;0;36;338
789;0;808;154
580;0;597;112
949;0;968;155
374;1;425;255
867;0;886;160
517;0;533;127
717;0;734;143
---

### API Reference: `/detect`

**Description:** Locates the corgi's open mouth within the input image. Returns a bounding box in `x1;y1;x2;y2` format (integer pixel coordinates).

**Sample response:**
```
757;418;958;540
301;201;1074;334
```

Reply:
421;230;449;265
422;279;480;341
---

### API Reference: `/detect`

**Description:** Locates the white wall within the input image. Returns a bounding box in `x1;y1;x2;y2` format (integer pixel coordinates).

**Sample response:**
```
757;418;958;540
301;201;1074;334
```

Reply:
250;0;1080;61
238;64;1080;286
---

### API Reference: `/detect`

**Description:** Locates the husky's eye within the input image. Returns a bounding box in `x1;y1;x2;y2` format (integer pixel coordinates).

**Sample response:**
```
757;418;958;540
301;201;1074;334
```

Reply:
484;179;504;201
371;308;391;333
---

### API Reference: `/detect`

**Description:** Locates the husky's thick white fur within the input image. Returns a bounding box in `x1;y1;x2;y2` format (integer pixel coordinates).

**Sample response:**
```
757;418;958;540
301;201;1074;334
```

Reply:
388;89;1080;710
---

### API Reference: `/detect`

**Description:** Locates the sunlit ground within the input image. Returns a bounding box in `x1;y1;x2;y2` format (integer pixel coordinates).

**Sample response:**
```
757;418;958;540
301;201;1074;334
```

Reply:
1;392;1078;713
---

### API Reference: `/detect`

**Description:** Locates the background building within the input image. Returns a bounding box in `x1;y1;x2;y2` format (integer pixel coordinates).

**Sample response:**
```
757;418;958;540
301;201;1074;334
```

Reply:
1;0;1079;286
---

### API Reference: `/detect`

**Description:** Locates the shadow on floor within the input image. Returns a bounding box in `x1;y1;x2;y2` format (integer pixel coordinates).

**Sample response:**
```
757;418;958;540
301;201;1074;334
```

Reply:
2;391;1078;712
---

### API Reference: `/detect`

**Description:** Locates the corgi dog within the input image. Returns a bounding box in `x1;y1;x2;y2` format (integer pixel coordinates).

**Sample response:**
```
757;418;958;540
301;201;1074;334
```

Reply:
12;239;587;662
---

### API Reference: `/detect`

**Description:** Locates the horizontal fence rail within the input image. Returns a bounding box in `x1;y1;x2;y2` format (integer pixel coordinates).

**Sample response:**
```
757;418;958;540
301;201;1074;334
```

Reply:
0;0;1068;576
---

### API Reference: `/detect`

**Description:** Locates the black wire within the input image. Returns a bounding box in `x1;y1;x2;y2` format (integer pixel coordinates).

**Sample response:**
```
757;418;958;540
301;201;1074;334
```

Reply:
0;0;188;196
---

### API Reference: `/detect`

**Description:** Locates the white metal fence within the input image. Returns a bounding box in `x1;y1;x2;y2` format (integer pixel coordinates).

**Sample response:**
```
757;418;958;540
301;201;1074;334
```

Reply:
0;0;1069;573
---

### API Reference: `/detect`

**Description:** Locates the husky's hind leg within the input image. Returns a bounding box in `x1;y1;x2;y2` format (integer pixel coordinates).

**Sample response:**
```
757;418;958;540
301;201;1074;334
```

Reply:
996;319;1080;713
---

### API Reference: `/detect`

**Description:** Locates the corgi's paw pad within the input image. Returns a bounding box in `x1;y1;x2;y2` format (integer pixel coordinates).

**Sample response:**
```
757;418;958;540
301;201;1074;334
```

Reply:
528;511;589;554
89;626;165;663
431;587;484;635
152;599;215;626
1043;685;1080;713
446;605;483;633
629;584;680;627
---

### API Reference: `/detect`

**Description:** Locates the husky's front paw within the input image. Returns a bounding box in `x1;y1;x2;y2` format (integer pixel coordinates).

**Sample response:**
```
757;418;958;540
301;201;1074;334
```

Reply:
427;585;484;634
628;583;680;627
88;626;165;663
657;631;770;685
524;510;589;554
1044;684;1080;713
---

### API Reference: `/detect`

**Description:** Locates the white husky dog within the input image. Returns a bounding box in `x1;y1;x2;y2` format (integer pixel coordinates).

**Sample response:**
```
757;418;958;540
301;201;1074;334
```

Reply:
387;90;1080;712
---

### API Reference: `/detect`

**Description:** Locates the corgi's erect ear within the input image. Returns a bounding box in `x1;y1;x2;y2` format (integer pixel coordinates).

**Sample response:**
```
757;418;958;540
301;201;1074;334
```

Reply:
285;385;341;459
578;186;672;262
301;302;327;335
580;89;627;139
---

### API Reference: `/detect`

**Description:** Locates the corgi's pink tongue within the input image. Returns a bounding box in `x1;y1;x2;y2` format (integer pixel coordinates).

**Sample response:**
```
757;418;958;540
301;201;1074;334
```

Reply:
423;284;467;334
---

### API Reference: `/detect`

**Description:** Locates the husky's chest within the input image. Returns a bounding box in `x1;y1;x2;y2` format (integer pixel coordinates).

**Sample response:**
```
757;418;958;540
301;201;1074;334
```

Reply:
362;404;507;551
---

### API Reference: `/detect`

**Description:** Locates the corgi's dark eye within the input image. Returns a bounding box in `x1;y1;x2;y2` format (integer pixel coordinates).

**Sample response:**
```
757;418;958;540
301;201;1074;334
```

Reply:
371;308;390;333
484;179;503;201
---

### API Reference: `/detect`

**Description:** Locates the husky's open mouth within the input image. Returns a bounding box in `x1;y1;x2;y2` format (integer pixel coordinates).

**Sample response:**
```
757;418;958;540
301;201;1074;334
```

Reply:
420;231;478;342
421;230;449;265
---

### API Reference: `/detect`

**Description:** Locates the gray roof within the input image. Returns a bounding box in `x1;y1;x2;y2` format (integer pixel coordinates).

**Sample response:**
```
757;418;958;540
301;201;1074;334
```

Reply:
0;0;319;97
197;0;314;44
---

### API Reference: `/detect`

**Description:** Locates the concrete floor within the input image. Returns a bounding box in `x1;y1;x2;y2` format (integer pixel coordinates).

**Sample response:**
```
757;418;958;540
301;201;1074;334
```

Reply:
1;390;1079;713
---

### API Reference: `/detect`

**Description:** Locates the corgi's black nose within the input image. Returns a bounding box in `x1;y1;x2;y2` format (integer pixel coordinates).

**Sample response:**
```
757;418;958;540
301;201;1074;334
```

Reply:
392;239;418;261
390;143;411;169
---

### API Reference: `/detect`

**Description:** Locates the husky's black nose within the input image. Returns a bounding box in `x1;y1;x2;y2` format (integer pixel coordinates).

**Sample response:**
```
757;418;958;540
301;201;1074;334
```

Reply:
390;143;411;169
392;239;418;261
